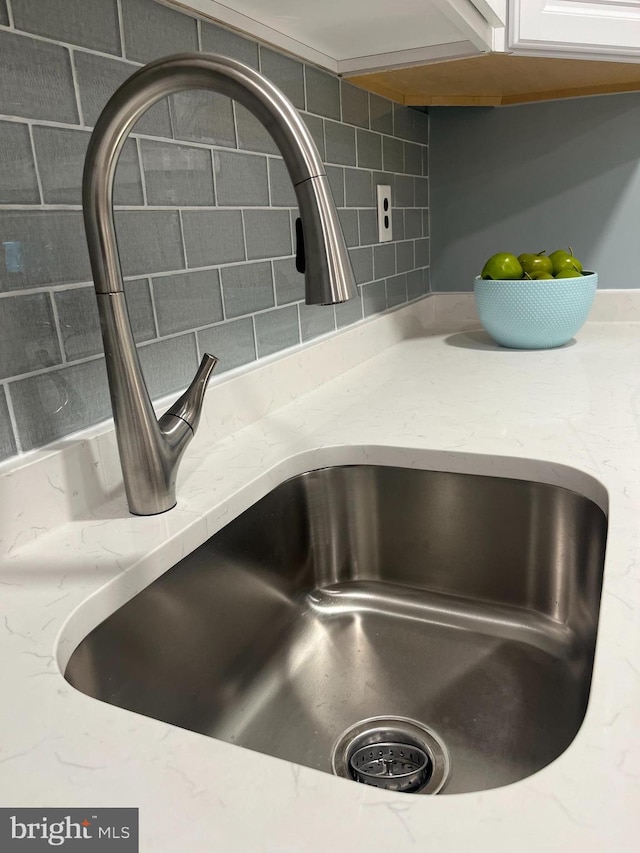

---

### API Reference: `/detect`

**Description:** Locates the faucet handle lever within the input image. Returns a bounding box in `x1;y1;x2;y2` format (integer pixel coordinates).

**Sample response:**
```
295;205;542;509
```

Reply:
162;353;218;432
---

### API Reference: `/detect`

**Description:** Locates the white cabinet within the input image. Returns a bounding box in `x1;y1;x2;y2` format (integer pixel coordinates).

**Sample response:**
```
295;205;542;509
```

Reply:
509;0;640;59
174;0;506;73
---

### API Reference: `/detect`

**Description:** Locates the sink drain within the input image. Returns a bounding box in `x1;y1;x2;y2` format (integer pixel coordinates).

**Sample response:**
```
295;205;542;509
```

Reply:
332;717;449;794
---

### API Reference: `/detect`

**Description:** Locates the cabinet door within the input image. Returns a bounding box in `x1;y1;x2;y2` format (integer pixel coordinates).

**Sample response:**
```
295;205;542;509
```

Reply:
510;0;640;57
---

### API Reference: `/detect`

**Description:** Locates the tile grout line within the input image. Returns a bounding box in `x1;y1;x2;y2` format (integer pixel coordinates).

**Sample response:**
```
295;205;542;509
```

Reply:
250;314;258;359
116;0;126;59
0;24;144;66
210;149;218;205
0;116;424;171
0;280;427;399
135;137;149;205
5;0;13;28
147;276;161;339
26;123;45;205
68;49;86;127
48;289;68;365
296;301;303;343
177;209;189;269
269;259;277;308
2;383;22;455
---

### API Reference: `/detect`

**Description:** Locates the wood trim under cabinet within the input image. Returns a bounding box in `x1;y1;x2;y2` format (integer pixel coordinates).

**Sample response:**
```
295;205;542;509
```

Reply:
347;52;640;106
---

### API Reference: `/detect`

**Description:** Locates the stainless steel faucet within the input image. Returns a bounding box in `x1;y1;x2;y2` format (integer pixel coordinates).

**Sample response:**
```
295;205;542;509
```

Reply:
83;53;357;516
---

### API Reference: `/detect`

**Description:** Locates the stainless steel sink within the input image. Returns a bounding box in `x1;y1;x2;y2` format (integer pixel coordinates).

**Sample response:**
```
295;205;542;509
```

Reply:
65;465;607;794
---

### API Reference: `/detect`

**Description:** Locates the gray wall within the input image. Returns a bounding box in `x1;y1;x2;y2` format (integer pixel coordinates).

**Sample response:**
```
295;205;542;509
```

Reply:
430;93;640;291
0;0;430;462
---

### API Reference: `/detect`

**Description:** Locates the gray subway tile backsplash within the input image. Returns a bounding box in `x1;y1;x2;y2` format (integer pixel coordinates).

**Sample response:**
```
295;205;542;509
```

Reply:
201;21;259;68
268;158;297;208
305;66;341;120
395;174;415;208
55;280;155;361
415;176;429;208
341;82;369;129
114;210;185;276
299;302;336;341
74;52;172;136
338;208;359;249
169;91;236;148
363;279;388;317
326;166;345;207
404;208;423;240
181;209;245;268
153;270;222;336
0;211;90;290
387;273;408;307
325;121;356;166
415;238;430;268
12;0;121;54
273;257;304;305
356;130;382;170
10;357;111;452
348;247;374;285
422;208;430;238
383;136;404;174
0;0;429;461
404;142;423;176
244;210;292;260
345;168;373;208
393;208;405;241
0;31;78;123
359;209;377;246
301;113;326;161
235;105;280;155
33;127;143;205
374;243;396;280
255;305;300;357
198;317;256;374
141;139;215;206
396;240;415;274
221;261;274;318
260;48;305;110
0;387;17;462
0;292;62;379
335;288;363;328
121;0;198;62
407;268;428;301
216;150;270;206
394;104;429;143
0;122;40;204
370;94;393;135
137;333;198;399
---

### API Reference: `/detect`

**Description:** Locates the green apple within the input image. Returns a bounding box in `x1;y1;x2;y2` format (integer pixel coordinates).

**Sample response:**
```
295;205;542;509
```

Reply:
555;269;583;278
549;248;583;275
531;272;555;280
518;252;552;276
481;253;523;280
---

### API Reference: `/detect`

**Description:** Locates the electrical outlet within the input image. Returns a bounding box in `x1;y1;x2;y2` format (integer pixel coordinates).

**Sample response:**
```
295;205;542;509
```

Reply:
377;185;392;243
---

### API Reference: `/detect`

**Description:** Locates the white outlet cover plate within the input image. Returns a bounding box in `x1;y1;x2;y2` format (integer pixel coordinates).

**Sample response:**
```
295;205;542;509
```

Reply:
377;185;392;242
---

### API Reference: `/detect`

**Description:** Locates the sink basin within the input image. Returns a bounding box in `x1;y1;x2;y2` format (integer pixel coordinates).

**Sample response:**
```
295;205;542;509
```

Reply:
65;464;607;794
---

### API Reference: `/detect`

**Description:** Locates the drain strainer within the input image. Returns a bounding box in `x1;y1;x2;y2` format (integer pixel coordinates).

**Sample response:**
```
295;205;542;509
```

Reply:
332;716;449;795
349;742;430;793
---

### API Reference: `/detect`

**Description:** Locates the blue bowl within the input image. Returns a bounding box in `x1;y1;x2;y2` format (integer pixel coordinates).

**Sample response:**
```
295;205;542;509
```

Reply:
474;272;597;349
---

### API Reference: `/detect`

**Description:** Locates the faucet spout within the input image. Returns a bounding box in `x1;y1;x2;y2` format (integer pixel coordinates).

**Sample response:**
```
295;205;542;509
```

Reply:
83;53;356;516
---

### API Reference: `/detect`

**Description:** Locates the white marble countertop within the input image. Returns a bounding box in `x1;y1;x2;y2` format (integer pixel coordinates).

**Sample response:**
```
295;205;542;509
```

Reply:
1;296;639;851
